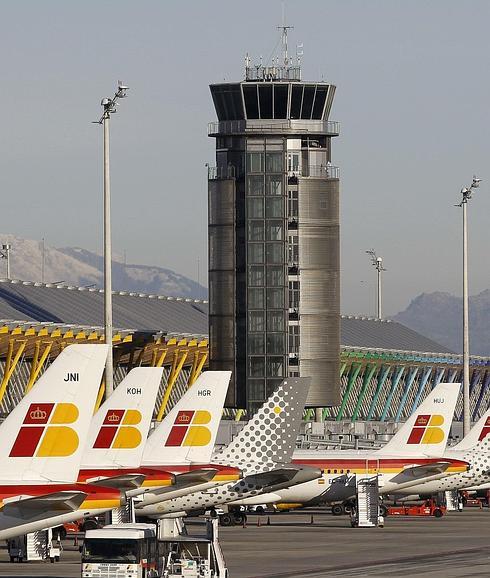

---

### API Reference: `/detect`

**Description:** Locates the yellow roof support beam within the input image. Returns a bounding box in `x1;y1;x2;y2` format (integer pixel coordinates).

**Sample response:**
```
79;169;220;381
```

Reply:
156;349;189;421
188;351;208;387
25;342;52;394
0;340;26;406
94;379;105;414
155;349;168;368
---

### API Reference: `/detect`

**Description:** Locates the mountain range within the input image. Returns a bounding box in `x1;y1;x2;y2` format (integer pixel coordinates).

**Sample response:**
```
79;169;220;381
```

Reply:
393;291;490;356
2;235;489;356
0;234;207;300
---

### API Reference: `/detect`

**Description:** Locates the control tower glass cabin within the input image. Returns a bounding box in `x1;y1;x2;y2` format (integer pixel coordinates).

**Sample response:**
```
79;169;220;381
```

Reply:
208;62;340;413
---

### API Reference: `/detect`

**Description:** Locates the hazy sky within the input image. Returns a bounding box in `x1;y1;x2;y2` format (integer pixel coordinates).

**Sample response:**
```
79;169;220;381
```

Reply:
1;0;489;316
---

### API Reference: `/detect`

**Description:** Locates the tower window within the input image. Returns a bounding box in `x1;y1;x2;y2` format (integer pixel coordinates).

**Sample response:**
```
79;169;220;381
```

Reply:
266;152;283;173
248;221;264;241
265;197;284;218
267;333;285;355
267;357;284;377
248;266;265;286
247;198;264;219
248;334;265;355
266;175;283;196
259;84;273;119
248;357;265;377
247;175;265;196
247;152;264;173
248;311;265;332
266;221;283;241
301;86;316;119
273;84;288;119
248;243;264;264
243;84;259;119
267;311;285;332
248;379;265;400
290;85;303;119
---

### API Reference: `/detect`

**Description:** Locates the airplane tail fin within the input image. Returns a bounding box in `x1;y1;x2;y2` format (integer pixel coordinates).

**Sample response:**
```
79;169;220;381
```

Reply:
142;371;231;466
0;344;108;482
452;408;490;451
215;377;311;474
82;367;164;469
378;382;460;457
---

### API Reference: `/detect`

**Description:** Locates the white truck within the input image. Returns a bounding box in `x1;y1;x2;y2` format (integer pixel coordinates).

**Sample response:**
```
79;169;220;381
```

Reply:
82;520;228;578
82;524;160;578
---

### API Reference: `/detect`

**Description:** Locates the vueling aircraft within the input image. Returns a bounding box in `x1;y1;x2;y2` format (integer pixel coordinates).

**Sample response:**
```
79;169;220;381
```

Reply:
238;382;469;511
135;378;323;524
0;345;124;540
387;406;490;498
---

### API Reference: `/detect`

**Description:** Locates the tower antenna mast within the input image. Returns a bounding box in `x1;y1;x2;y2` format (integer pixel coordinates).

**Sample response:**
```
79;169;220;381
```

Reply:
278;5;293;67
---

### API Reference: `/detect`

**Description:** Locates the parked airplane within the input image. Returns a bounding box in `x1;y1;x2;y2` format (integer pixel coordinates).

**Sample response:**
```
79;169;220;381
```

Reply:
387;406;490;498
132;370;241;508
238;382;469;511
0;344;124;540
78;369;240;501
135;378;323;524
78;367;175;492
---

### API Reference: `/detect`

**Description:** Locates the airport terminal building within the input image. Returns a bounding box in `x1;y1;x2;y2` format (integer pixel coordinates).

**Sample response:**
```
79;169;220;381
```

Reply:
0;279;488;426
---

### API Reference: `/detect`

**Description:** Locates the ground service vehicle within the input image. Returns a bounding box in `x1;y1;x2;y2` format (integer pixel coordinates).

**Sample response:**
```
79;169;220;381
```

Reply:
82;524;160;578
387;500;446;517
82;520;228;578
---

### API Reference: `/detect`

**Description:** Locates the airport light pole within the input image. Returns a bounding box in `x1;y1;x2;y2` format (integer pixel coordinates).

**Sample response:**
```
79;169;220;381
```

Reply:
95;82;129;398
366;249;386;319
0;244;11;279
457;176;481;436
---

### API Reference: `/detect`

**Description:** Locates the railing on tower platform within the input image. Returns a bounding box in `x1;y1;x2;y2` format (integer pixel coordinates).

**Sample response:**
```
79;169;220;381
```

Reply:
208;119;340;137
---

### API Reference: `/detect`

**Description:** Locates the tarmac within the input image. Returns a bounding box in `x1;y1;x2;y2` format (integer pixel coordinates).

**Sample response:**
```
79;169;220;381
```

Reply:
0;508;488;577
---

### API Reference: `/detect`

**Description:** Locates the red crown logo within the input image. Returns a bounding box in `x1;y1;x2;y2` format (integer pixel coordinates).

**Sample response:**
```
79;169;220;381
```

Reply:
177;414;191;424
107;412;121;423
30;407;47;420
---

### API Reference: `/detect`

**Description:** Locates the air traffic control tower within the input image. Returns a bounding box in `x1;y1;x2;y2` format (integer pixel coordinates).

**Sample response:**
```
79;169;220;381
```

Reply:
208;33;340;413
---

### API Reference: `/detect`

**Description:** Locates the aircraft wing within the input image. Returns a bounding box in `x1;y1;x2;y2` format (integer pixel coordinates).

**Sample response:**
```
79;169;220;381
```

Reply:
245;468;299;489
149;469;218;496
389;462;455;486
137;469;220;505
85;473;146;490
2;490;88;517
174;469;219;485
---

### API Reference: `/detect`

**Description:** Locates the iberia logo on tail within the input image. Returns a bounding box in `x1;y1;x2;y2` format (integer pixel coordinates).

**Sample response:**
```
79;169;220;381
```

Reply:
93;409;142;449
165;410;211;447
478;416;490;442
10;403;80;457
407;414;445;444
